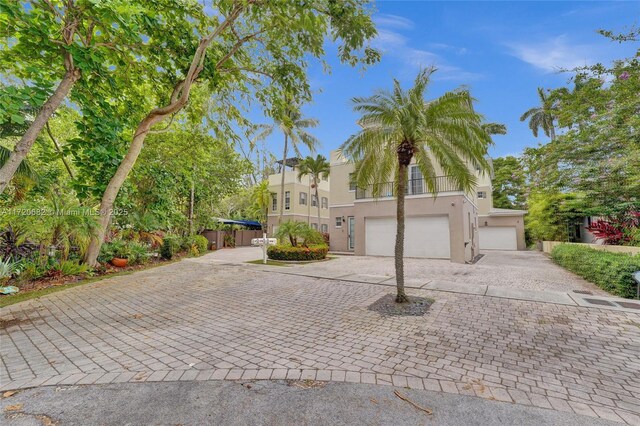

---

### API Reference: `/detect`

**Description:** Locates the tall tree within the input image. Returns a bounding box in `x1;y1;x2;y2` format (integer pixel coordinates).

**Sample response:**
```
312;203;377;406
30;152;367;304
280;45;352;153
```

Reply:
298;155;330;229
84;0;379;265
520;87;557;139
341;69;491;303
0;0;162;193
491;156;526;209
276;107;319;225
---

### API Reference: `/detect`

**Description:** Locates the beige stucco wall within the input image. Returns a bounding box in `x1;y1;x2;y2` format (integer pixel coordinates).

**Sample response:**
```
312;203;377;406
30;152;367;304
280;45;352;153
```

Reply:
268;182;330;219
479;215;526;250
350;194;474;263
329;206;355;252
267;214;330;237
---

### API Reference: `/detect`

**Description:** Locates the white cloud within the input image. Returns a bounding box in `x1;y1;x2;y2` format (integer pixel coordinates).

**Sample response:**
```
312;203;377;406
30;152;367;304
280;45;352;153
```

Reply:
507;35;595;73
372;20;481;81
374;14;415;30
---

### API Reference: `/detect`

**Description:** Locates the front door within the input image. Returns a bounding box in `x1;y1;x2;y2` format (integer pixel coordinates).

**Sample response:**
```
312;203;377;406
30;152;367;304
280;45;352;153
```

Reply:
347;216;355;251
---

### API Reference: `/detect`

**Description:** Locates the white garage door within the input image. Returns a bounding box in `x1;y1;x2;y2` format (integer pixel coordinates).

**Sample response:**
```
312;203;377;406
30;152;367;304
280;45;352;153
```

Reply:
365;216;450;259
479;227;517;250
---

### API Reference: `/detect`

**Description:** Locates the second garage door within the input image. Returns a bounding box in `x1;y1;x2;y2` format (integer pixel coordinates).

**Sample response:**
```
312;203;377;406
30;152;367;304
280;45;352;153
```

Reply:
365;216;450;259
479;226;517;250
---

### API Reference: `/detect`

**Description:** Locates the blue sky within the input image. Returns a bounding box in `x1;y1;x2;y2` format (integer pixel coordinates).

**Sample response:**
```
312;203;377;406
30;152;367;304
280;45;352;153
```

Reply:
252;1;638;161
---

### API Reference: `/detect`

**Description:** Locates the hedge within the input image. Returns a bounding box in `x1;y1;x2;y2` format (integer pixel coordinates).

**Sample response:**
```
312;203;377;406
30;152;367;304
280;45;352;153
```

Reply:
267;244;328;261
551;244;640;298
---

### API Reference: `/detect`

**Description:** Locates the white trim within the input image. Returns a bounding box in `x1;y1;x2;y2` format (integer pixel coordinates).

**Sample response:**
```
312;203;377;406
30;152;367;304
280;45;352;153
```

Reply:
329;203;355;208
353;191;464;203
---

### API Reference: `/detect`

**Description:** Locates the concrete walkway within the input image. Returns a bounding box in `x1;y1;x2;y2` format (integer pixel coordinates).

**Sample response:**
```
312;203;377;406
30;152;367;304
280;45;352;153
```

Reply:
0;380;618;426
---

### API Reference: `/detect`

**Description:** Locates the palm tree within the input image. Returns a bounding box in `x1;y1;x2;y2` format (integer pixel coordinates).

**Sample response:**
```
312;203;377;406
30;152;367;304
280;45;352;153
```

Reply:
274;106;319;225
520;87;556;139
481;122;507;135
0;146;35;181
341;69;491;303
297;155;330;230
250;180;271;231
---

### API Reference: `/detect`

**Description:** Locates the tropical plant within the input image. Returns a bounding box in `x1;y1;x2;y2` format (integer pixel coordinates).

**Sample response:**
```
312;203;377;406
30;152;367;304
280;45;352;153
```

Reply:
127;242;151;265
83;0;379;266
520;87;557;139
275;107;320;225
0;146;36;181
0;258;21;283
341;69;491;303
587;211;640;246
159;238;175;260
249;181;271;231
0;226;38;261
491;156;526;210
298;155;330;229
48;260;90;277
275;220;326;248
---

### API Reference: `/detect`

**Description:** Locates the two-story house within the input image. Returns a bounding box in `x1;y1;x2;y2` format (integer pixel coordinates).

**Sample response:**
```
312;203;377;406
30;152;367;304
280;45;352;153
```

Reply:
267;158;331;235
328;150;526;263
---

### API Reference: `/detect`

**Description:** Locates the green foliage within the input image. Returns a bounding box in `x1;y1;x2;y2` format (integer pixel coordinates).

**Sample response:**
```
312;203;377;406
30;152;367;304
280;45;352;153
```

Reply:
1;192;99;259
267;244;328;261
192;235;209;254
491;156;526;210
551;244;640;298
127;242;150;265
341;69;491;196
50;260;90;277
0;258;21;281
521;29;639;216
223;233;236;248
525;191;583;242
160;235;181;260
275;221;324;247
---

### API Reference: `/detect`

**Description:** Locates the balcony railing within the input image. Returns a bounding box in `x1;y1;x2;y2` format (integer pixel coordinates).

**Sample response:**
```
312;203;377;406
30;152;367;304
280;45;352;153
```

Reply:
355;176;462;200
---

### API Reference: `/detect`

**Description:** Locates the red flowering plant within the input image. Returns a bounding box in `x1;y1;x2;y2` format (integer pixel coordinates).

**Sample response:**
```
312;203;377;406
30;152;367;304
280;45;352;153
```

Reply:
587;210;640;246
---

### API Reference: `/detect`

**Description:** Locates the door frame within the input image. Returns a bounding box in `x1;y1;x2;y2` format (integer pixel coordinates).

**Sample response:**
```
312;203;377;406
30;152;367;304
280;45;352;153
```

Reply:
347;216;355;251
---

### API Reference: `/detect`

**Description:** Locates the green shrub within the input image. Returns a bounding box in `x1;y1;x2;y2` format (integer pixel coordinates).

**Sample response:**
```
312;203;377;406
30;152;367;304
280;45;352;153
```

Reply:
52;260;90;277
193;235;209;253
128;242;150;265
182;235;209;255
160;237;175;260
551;244;640;298
267;244;328;261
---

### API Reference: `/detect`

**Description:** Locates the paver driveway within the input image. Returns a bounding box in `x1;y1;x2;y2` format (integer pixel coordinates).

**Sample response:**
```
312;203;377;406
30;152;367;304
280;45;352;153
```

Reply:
1;252;639;424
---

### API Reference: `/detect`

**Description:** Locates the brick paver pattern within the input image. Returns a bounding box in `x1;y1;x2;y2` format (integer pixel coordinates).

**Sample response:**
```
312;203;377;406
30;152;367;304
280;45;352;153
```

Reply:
1;259;639;424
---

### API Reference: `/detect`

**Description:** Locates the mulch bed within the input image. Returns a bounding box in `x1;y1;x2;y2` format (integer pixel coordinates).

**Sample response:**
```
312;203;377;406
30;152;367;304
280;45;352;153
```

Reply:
367;293;433;317
7;256;183;294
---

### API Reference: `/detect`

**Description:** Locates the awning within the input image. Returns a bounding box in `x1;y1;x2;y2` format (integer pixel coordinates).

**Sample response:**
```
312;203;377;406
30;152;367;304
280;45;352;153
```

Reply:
215;218;263;229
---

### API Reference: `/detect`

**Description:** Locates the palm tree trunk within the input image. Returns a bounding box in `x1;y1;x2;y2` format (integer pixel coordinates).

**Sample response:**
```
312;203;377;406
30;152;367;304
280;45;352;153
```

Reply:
315;178;321;231
0;64;80;193
278;134;288;225
395;163;409;303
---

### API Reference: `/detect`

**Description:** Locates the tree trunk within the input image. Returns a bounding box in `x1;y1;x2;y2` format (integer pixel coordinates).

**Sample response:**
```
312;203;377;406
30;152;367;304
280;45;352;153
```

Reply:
394;163;409;303
315;177;321;231
46;122;74;178
83;5;245;266
0;66;80;193
188;169;195;235
278;134;288;225
84;116;158;265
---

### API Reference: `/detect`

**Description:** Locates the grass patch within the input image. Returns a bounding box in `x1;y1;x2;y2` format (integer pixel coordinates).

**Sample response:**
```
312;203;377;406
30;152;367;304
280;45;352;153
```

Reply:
246;259;289;267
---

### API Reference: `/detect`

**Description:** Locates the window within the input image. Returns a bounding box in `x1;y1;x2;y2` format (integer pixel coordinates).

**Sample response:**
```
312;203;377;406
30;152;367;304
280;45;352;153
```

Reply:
409;166;423;195
477;191;486;199
271;194;277;212
335;217;342;227
285;191;290;210
321;197;328;209
321;224;328;233
349;173;356;191
311;223;318;230
299;192;307;205
311;194;318;207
